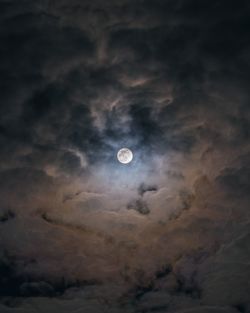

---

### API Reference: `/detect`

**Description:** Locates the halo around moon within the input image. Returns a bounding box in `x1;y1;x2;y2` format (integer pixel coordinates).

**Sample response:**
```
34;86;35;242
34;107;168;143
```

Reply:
117;148;133;164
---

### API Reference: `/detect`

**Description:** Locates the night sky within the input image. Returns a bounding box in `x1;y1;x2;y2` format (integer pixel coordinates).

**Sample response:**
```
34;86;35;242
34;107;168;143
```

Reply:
0;1;250;312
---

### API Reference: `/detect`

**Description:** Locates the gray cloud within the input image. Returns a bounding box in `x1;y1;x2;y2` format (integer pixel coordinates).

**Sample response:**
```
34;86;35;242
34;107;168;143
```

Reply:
0;0;250;312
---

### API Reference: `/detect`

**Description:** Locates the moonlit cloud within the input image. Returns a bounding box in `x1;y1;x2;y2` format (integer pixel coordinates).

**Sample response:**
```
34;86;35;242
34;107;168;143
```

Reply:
0;0;250;312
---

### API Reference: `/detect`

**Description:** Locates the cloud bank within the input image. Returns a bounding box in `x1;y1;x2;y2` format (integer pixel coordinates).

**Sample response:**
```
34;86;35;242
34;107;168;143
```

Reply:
0;0;250;312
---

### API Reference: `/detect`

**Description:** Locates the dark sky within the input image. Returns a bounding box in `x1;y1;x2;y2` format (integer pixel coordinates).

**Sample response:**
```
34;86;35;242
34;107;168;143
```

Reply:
0;1;250;312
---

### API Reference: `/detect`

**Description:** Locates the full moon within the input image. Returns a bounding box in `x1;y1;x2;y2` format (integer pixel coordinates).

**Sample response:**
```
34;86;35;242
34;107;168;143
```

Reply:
117;148;133;164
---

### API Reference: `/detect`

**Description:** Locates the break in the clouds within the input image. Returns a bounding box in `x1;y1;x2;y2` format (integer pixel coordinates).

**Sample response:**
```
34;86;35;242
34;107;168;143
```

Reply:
0;0;250;312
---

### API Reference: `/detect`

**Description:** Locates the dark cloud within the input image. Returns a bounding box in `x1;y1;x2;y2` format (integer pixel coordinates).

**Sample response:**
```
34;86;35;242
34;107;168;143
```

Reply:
19;281;55;297
127;198;150;215
0;209;15;223
216;167;250;196
138;183;158;196
0;251;93;300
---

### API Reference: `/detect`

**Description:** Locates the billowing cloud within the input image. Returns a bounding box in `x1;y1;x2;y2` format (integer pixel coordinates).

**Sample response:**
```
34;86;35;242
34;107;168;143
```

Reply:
0;0;250;312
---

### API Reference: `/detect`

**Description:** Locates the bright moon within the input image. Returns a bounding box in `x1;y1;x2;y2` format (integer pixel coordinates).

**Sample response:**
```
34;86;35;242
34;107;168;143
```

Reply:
117;148;133;164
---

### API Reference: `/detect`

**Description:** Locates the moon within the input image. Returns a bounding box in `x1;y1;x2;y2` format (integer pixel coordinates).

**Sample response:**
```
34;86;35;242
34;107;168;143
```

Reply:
117;148;133;164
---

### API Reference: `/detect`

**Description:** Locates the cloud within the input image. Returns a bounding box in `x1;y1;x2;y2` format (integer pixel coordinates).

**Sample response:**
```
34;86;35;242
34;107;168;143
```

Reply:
216;167;250;197
127;198;150;215
0;209;15;223
138;183;158;196
0;0;250;312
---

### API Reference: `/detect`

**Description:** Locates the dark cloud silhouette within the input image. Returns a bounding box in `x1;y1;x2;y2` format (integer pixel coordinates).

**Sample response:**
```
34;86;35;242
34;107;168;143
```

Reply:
138;183;158;196
0;209;15;223
127;198;150;215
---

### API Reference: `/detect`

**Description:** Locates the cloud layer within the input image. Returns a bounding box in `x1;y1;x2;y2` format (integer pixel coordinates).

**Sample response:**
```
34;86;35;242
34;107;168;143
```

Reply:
0;0;250;312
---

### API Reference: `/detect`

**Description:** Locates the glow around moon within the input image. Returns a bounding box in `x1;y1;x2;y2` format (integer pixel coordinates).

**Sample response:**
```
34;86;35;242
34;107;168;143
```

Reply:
117;148;133;164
